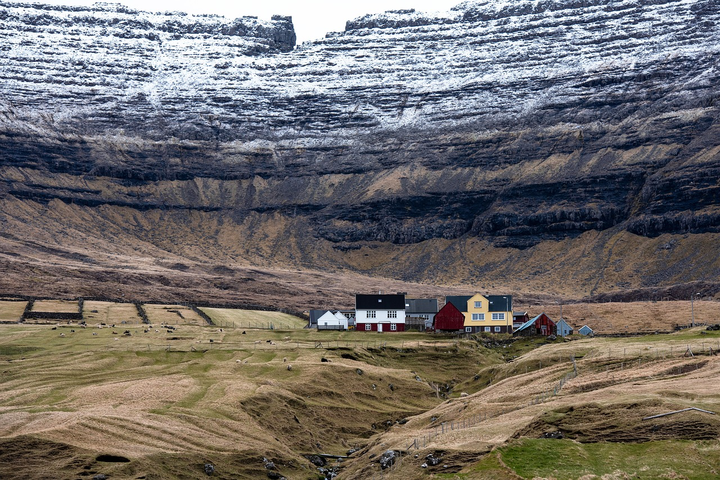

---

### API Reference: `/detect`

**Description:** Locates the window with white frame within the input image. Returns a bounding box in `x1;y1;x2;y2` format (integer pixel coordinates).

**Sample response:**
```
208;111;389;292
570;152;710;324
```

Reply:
474;301;482;308
465;327;472;333
388;310;397;319
390;323;397;331
365;323;371;331
472;313;485;321
492;313;506;320
484;327;491;332
367;310;376;319
494;326;501;332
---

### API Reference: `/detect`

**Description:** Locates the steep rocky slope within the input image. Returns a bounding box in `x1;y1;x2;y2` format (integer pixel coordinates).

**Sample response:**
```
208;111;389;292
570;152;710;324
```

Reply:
1;0;719;303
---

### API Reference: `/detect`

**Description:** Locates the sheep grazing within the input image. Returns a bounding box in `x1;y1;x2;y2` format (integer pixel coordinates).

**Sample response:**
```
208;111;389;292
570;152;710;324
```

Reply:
59;333;65;337
92;332;97;336
236;359;242;363
283;357;287;362
287;364;293;371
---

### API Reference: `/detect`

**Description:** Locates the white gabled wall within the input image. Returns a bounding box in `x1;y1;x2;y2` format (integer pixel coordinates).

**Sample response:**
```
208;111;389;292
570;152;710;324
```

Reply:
356;309;406;324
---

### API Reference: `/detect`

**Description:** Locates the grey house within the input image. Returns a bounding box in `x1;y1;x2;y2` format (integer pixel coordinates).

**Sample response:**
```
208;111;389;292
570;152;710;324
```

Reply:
308;310;324;328
404;298;439;331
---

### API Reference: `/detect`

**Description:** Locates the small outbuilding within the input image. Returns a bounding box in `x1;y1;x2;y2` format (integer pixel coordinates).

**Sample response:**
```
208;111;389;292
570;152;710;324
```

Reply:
578;325;594;336
316;311;348;331
556;318;573;337
513;311;530;329
513;313;556;337
434;301;465;332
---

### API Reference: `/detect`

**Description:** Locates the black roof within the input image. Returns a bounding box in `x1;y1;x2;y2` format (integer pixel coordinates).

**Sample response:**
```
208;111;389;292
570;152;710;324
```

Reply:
356;294;406;310
487;295;513;312
445;295;472;312
405;298;438;314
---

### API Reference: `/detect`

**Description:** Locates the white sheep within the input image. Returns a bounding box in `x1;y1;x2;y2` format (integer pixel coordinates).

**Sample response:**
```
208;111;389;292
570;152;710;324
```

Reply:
287;364;293;371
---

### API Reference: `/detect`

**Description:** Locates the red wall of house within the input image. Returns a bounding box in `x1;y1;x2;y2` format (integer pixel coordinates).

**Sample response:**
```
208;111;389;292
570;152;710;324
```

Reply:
434;303;465;331
533;313;557;335
356;323;405;332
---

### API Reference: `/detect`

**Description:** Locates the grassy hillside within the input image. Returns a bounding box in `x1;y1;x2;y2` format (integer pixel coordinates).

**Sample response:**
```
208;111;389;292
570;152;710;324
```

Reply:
0;305;719;479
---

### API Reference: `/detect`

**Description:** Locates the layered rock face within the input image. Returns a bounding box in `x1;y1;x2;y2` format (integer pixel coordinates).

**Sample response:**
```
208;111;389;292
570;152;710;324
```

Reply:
1;0;720;299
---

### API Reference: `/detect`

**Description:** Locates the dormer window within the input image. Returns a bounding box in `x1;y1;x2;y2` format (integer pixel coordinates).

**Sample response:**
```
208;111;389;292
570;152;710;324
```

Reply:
474;301;482;308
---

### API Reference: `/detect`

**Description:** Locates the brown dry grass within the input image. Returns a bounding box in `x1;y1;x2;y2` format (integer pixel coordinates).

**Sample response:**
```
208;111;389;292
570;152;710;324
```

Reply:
31;300;79;313
0;300;26;321
82;301;141;324
143;304;207;326
338;331;720;479
200;308;307;329
521;300;720;334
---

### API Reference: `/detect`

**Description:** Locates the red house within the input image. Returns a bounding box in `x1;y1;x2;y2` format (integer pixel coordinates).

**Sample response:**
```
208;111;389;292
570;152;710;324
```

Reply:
513;313;557;337
434;302;465;332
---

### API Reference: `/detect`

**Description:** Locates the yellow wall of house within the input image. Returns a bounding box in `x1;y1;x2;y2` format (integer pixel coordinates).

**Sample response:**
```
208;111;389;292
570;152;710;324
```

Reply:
463;293;511;328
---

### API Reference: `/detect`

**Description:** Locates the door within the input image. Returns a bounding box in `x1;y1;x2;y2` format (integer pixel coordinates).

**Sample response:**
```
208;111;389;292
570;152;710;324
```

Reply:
377;323;383;333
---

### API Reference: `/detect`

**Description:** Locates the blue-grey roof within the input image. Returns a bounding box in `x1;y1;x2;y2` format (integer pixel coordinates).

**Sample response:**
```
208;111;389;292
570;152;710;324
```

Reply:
446;295;472;312
309;309;329;324
514;317;537;333
405;298;438;314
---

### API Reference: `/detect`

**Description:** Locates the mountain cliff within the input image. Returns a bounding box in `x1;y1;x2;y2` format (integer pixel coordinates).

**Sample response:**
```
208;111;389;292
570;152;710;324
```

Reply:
1;0;720;305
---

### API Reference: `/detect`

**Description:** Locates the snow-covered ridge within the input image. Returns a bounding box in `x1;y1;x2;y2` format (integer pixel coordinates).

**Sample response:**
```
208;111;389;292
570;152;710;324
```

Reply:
1;0;719;146
0;1;295;48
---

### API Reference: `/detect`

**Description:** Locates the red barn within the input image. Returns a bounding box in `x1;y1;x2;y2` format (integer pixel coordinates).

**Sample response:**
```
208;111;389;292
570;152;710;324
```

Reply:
434;302;465;332
513;313;557;337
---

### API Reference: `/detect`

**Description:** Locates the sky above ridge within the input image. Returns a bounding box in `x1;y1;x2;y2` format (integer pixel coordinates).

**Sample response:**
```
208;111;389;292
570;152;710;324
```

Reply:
36;0;464;43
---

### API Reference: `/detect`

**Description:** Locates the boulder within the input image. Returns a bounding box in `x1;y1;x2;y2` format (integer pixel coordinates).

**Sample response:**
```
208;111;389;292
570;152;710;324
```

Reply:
379;450;397;469
425;453;441;466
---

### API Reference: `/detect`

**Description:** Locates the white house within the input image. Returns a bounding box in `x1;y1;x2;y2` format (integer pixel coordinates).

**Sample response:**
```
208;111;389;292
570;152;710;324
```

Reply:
355;294;406;332
316;311;348;330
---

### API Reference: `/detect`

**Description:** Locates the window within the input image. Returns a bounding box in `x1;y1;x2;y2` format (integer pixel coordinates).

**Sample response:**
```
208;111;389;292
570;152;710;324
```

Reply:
367;310;376;319
492;313;506;320
484;327;491;332
365;324;371;331
388;310;397;319
390;324;397;331
474;301;482;308
472;313;485;321
494;327;501;332
465;327;472;333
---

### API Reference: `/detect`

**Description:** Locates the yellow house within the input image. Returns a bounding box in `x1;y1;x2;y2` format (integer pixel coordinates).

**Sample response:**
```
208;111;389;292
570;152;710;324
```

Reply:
463;294;513;334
